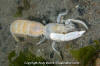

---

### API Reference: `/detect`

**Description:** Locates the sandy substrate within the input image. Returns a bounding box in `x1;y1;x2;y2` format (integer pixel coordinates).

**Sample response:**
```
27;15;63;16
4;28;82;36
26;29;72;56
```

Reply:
0;0;100;66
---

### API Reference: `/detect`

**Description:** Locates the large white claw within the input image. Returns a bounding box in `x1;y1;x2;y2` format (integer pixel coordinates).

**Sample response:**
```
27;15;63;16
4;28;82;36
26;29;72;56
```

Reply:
50;33;65;41
64;31;86;41
50;31;86;41
67;19;88;30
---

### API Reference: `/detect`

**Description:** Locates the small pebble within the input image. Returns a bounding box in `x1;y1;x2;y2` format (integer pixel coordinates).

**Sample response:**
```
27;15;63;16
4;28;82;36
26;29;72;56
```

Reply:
50;51;54;58
71;0;79;3
89;38;94;44
0;24;2;30
16;0;21;4
77;5;85;16
78;8;85;16
0;27;2;30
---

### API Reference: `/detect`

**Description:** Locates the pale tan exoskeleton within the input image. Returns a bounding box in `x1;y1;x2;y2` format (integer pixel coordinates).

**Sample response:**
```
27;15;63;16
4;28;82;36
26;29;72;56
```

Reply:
10;10;88;57
10;20;45;42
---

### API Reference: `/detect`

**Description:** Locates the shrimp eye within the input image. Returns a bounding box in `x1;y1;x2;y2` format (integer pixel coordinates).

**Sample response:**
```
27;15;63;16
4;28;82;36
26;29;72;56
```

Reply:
62;32;66;34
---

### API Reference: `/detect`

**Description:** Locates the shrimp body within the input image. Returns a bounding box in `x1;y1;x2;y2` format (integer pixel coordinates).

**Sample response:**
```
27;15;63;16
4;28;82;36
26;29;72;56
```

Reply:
10;20;44;37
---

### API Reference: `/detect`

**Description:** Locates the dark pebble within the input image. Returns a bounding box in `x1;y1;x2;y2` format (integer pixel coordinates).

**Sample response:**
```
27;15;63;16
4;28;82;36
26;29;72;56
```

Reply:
16;0;21;5
71;0;79;3
0;24;2;30
89;38;94;44
0;26;2;30
77;7;85;16
50;51;54;58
